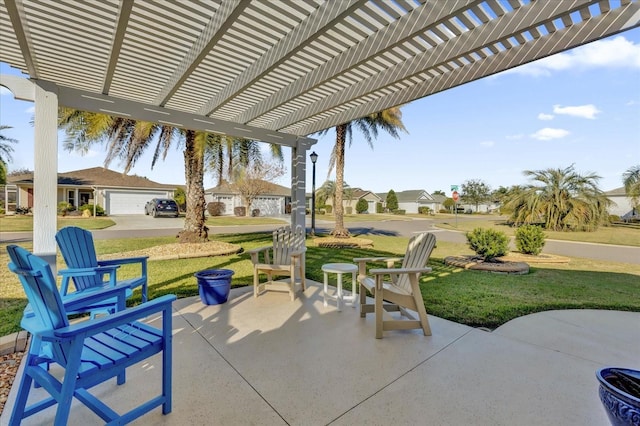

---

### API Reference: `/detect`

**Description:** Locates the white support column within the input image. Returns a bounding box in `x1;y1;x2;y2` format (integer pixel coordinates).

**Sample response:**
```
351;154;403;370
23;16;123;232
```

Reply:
33;81;59;269
290;143;307;231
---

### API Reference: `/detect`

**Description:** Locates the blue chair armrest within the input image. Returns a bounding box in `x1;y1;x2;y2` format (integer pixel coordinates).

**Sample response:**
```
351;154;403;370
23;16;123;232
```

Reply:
98;256;148;266
59;265;120;295
62;282;131;313
53;294;176;339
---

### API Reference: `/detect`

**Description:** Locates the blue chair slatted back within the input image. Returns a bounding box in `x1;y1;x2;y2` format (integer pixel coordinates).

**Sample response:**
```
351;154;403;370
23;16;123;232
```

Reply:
56;226;101;292
7;246;70;361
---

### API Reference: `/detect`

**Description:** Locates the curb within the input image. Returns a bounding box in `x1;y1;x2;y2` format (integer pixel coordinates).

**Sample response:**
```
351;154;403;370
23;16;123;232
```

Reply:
0;331;29;356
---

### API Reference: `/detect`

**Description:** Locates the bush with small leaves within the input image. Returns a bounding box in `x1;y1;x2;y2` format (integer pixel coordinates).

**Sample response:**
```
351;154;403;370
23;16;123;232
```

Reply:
251;208;260;217
79;204;105;216
376;202;383;213
324;204;332;214
466;227;509;260
234;206;246;217
356;198;368;213
207;202;225;216
345;206;353;215
393;209;406;215
386;190;398;212
418;206;432;215
57;201;73;216
515;224;545;255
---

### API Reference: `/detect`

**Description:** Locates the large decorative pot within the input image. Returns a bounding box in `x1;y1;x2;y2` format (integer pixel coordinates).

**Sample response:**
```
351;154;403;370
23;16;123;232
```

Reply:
194;269;234;305
596;367;640;426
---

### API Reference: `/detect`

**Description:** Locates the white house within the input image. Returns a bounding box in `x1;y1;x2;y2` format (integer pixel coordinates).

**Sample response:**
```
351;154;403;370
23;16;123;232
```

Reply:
605;187;637;219
205;181;291;216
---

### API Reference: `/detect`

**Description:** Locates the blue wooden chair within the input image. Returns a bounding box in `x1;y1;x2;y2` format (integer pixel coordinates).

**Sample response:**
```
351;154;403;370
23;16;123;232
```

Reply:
6;245;175;425
56;226;149;311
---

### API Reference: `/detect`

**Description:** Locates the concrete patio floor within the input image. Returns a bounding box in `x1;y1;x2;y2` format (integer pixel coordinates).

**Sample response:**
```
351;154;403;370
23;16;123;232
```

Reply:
3;281;639;425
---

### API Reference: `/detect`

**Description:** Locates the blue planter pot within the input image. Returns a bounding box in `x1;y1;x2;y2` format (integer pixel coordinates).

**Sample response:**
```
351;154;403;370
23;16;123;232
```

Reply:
596;367;640;426
194;269;234;305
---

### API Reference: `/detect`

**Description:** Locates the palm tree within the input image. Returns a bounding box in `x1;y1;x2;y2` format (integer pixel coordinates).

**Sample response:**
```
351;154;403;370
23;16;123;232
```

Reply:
205;136;283;185
504;165;610;231
622;165;640;212
0;124;18;164
316;180;353;211
59;108;209;242
318;107;407;237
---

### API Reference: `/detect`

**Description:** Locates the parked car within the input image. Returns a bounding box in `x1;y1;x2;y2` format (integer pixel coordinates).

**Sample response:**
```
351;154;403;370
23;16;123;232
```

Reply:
145;198;179;218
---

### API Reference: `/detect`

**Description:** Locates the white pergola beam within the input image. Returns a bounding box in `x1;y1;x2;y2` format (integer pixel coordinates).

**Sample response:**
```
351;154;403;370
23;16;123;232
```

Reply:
197;0;367;116
271;0;592;131
285;0;640;136
51;84;314;147
235;0;478;125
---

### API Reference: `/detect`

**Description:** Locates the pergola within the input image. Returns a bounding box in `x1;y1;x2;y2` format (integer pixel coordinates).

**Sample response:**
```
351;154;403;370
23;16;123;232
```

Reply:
1;0;638;263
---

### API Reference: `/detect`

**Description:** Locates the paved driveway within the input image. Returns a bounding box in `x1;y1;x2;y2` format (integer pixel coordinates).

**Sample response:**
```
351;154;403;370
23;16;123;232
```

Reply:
108;215;185;230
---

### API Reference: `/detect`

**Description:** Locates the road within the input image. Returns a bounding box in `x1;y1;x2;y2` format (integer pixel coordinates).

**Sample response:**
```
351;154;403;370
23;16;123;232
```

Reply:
1;215;638;264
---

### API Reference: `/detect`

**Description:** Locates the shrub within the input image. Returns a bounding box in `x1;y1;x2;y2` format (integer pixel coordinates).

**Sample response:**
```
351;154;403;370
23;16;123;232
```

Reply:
251;208;260;217
318;209;326;215
356;198;368;213
515;224;545;255
608;214;621;223
345;206;353;215
386;190;398;211
16;206;31;215
324;204;332;214
207;202;225;216
0;207;4;215
234;206;246;217
418;207;432;215
439;209;448;213
466;227;509;260
376;202;383;213
79;204;105;216
393;209;406;215
57;201;73;216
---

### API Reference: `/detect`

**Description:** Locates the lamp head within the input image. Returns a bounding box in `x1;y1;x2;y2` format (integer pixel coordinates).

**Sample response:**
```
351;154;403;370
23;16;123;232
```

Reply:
310;151;318;164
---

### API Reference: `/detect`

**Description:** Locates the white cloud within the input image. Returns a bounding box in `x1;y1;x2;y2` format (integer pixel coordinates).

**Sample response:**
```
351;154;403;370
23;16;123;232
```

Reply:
553;104;600;119
24;106;35;114
480;140;495;147
530;128;570;141
626;100;638;106
538;113;554;121
502;36;640;77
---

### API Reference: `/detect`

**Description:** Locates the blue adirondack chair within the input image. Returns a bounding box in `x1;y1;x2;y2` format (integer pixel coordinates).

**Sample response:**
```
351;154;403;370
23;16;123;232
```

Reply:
56;226;149;310
6;245;175;425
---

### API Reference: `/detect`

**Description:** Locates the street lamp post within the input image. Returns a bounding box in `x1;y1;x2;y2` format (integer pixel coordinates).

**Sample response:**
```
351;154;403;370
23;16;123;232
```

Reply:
310;151;318;236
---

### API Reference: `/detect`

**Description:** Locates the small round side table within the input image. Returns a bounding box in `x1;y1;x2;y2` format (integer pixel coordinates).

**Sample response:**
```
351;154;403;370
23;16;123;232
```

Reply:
321;263;358;311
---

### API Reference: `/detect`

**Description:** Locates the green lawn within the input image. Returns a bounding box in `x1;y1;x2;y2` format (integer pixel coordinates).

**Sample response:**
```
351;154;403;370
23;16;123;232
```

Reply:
0;216;116;231
435;217;640;247
2;233;639;336
206;216;288;226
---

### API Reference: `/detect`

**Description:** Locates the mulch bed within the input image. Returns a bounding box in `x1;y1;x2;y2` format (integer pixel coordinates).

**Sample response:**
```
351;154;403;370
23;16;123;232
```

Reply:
0;351;24;415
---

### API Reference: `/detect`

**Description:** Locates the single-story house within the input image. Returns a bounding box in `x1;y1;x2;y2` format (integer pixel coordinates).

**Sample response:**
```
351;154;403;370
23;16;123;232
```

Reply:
605;187;637;219
205;181;291;216
5;167;178;215
325;188;382;214
376;190;435;214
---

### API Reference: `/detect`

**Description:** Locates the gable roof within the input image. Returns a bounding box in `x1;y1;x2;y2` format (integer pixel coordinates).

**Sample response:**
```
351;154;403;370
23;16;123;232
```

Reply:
605;187;628;196
376;190;433;203
206;180;290;197
349;188;381;201
8;167;178;190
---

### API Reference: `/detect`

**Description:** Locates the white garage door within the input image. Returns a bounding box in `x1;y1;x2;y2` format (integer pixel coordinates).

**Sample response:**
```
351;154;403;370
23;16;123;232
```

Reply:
107;191;168;215
251;196;281;216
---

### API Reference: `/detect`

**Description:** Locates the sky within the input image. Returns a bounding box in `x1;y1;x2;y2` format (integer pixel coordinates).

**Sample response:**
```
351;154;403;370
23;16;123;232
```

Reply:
1;29;639;196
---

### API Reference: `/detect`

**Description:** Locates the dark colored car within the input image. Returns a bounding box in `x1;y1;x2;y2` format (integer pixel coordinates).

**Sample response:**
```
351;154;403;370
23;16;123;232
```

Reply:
145;198;179;218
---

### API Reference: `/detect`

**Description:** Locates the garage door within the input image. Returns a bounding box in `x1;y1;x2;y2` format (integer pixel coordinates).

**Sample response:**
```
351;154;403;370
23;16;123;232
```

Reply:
107;191;168;215
251;196;281;216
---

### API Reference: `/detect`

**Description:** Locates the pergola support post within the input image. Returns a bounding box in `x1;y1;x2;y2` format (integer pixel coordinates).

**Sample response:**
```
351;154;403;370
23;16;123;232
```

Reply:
32;81;59;270
290;138;316;233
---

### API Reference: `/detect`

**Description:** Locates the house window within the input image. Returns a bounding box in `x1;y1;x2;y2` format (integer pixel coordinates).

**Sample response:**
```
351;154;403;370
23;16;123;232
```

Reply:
79;191;92;206
67;190;75;207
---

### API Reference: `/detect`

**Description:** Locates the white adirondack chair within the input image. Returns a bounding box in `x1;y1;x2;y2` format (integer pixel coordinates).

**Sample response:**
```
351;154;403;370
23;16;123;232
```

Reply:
249;226;306;301
354;232;436;338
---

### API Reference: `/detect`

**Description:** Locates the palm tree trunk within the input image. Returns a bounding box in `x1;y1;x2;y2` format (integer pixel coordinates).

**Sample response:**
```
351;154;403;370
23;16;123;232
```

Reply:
331;124;350;237
179;130;208;243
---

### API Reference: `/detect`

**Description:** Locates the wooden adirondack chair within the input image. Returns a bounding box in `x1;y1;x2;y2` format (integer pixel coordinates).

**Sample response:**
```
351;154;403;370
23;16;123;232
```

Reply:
6;245;175;426
249;225;306;301
56;226;149;313
354;232;436;338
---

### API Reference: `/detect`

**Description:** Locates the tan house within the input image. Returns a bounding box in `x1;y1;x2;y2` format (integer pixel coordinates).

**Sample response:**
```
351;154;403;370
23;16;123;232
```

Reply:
326;188;381;214
205;181;291;216
5;167;178;215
